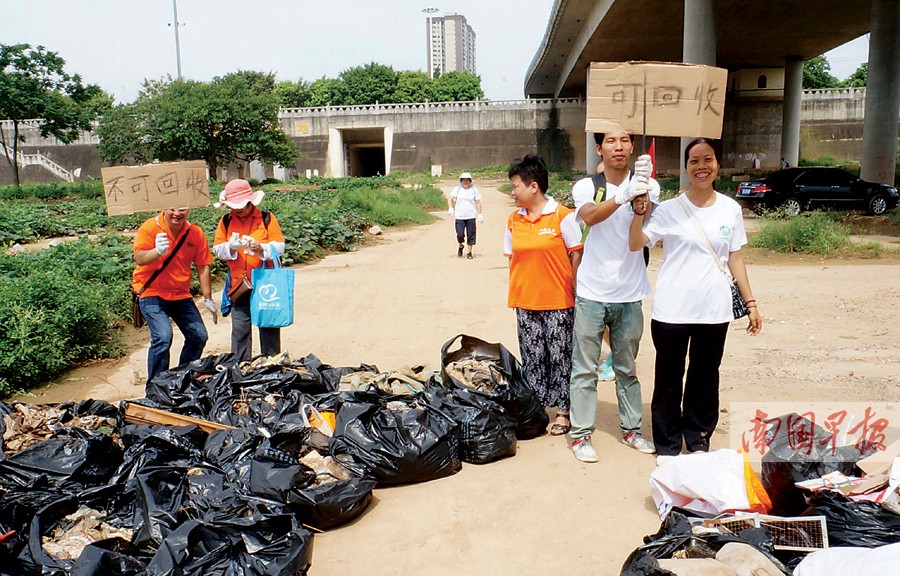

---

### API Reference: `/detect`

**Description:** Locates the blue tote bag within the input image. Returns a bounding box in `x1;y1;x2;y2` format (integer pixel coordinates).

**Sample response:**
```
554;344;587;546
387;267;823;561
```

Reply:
250;252;295;328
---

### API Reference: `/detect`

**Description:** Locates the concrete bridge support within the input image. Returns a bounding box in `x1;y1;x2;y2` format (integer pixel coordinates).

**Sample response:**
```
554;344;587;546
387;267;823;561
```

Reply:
680;0;717;189
861;0;900;186
781;58;803;168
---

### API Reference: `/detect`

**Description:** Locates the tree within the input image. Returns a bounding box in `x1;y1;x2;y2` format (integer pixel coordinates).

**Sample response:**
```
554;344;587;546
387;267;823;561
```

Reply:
840;62;868;88
306;77;348;106
0;43;96;186
393;71;433;103
215;69;276;94
274;79;311;108
802;55;839;89
339;62;397;105
430;71;485;102
97;74;297;178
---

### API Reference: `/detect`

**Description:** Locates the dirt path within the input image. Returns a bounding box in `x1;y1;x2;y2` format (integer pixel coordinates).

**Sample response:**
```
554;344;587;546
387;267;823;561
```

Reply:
17;179;900;575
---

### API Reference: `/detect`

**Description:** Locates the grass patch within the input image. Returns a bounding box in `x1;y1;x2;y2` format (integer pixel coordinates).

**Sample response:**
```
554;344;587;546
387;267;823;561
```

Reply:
749;212;853;256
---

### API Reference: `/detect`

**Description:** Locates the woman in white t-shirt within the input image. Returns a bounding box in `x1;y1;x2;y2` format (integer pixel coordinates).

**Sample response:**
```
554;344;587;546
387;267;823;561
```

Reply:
628;138;762;457
447;172;483;259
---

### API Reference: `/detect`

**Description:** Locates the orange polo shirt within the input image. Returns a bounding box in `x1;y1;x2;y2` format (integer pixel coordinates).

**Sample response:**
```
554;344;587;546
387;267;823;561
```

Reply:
213;207;285;281
132;212;213;300
504;199;583;310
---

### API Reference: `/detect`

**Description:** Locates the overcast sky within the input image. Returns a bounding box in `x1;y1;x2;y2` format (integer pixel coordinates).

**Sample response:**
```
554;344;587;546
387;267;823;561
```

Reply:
1;0;867;104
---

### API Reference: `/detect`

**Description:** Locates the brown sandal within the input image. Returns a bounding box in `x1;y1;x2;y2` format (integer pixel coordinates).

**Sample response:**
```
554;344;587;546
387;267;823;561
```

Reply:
550;414;570;436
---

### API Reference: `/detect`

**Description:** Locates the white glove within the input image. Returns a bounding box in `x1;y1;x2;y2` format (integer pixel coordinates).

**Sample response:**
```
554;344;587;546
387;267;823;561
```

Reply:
203;298;218;325
632;175;653;195
634;154;653;180
615;182;642;205
478;214;484;223
228;232;243;252
154;233;170;255
448;207;455;217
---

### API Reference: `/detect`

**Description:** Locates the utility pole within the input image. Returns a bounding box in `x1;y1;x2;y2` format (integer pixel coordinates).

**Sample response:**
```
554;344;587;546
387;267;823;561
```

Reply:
170;0;183;78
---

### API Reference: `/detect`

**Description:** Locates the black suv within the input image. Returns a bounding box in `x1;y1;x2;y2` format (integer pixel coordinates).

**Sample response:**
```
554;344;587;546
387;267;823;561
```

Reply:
736;167;899;216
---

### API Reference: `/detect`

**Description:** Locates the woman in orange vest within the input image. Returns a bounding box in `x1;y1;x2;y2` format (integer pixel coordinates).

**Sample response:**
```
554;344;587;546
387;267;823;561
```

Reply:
212;179;286;361
504;155;583;436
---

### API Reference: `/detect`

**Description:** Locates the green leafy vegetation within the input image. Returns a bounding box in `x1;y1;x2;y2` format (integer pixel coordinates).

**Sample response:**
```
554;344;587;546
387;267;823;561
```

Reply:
275;64;485;108
748;212;867;256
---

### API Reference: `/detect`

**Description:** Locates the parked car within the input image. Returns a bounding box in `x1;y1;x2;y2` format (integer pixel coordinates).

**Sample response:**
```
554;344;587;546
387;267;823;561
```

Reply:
736;167;899;216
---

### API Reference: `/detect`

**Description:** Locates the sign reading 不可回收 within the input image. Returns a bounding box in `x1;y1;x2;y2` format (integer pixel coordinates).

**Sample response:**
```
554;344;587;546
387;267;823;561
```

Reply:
101;160;210;216
586;61;729;139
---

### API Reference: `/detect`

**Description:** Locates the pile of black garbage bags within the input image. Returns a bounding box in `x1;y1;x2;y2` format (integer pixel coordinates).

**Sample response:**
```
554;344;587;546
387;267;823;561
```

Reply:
0;334;548;575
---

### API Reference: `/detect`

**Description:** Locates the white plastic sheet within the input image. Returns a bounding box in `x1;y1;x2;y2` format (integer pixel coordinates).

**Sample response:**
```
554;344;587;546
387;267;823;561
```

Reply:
650;449;750;518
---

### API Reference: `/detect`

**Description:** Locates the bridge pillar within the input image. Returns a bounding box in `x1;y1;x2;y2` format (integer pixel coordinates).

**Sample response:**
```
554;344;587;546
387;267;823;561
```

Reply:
861;0;900;186
780;57;803;168
586;130;601;174
681;0;717;189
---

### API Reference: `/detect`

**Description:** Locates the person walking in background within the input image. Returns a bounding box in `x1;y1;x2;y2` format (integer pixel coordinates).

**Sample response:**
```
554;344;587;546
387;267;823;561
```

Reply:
448;172;483;259
505;155;583;435
629;138;762;456
568;131;659;463
133;207;216;384
212;179;286;361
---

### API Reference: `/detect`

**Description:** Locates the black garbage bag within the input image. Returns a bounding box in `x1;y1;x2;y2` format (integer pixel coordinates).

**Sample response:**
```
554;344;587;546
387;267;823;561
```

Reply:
760;413;871;516
70;538;152;576
110;424;208;488
203;428;264;487
0;433;122;492
144;515;313;576
620;508;789;576
17;496;79;576
440;334;549;439
249;431;375;530
144;353;235;418
130;465;191;549
809;490;900;548
424;379;517;464
307;355;379;392
330;392;461;485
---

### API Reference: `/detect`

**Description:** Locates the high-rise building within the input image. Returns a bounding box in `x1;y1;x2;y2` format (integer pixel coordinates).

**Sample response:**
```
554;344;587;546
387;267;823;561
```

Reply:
425;12;476;78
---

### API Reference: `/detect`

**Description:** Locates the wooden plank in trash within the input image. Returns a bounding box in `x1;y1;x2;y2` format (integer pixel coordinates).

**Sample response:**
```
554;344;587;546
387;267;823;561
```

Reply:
124;403;235;434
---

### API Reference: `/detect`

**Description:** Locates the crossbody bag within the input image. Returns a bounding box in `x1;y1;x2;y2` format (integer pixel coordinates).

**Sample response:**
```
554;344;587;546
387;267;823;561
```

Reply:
676;196;749;320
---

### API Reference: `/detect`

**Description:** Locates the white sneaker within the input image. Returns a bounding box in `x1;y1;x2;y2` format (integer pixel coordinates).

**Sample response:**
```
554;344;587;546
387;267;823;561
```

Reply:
622;431;656;454
571;436;599;463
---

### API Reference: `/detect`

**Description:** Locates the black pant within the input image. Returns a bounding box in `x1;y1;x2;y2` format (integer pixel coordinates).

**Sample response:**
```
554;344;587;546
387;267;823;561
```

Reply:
650;320;729;456
231;292;282;362
455;219;476;245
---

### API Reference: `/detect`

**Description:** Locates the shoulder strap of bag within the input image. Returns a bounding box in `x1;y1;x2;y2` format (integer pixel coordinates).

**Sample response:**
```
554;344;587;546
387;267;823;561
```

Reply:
579;172;608;243
677;196;731;280
138;227;191;296
223;210;270;232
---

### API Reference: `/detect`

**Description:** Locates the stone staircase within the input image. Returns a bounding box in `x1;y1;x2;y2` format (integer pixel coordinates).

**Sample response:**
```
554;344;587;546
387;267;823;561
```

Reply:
0;141;75;182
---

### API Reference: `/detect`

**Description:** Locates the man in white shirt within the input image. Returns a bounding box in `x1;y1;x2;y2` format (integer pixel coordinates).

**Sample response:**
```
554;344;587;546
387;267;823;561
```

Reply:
569;131;659;463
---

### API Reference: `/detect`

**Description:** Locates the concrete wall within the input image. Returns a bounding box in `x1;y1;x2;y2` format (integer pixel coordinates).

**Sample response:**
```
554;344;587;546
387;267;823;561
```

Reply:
2;90;896;185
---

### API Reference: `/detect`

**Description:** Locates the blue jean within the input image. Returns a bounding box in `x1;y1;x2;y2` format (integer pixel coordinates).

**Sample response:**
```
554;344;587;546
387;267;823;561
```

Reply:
569;297;645;439
139;296;208;384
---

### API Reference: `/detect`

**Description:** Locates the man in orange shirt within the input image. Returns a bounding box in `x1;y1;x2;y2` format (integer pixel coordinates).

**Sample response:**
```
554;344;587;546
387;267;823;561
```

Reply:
133;207;216;384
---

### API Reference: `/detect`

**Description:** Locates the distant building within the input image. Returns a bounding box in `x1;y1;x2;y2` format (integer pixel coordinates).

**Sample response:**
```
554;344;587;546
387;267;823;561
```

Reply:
425;12;476;78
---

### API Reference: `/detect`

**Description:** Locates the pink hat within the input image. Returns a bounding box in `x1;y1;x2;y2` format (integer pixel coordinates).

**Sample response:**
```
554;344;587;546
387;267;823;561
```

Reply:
215;179;265;209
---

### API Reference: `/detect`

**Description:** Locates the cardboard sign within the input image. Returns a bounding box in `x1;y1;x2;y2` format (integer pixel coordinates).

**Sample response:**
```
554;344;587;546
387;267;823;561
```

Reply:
102;160;210;216
586;61;728;138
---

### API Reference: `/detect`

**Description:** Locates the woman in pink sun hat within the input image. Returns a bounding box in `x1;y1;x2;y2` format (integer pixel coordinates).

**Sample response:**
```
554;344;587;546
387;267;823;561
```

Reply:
212;179;286;361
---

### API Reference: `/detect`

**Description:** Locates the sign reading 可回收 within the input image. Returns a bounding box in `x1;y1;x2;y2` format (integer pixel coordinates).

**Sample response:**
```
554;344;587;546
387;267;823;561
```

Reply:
101;160;210;216
586;61;729;139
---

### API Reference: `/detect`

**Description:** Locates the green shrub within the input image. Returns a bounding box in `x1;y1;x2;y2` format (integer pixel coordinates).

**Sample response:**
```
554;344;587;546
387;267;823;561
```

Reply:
749;212;851;255
0;234;137;395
